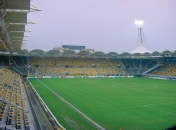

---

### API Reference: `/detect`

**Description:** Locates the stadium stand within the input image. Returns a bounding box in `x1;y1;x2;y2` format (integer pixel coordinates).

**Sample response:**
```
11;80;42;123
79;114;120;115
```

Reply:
43;57;57;66
58;57;72;67
11;66;28;75
109;67;123;75
37;67;54;75
109;59;123;67
85;58;97;67
150;65;176;76
83;68;97;76
0;0;66;129
72;58;86;67
29;57;43;66
1;55;175;77
96;58;110;67
0;68;35;129
0;0;176;129
0;56;9;66
53;67;68;75
24;57;176;76
121;59;158;75
68;67;84;76
0;53;176;130
96;68;110;75
27;57;125;76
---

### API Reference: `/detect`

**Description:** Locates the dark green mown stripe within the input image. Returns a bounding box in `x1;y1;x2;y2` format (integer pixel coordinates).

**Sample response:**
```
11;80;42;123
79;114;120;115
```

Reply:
29;78;176;130
29;78;96;130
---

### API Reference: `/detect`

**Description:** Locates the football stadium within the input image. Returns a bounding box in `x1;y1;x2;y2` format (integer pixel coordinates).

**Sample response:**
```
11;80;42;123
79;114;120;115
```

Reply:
0;1;176;130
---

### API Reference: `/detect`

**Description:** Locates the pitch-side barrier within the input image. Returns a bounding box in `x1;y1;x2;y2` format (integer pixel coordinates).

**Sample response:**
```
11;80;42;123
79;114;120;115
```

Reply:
28;75;135;79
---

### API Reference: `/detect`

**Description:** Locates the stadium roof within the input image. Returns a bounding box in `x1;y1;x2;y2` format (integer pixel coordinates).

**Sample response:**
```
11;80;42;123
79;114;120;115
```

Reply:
29;49;44;55
162;50;171;54
120;52;131;56
62;45;86;50
106;52;118;56
62;50;76;55
152;51;160;56
1;48;176;58
77;51;90;55
0;0;41;53
92;51;105;56
143;52;151;56
130;45;152;54
46;50;60;55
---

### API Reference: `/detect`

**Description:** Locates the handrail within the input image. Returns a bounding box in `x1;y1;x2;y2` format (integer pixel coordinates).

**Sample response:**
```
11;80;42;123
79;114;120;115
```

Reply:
26;78;66;130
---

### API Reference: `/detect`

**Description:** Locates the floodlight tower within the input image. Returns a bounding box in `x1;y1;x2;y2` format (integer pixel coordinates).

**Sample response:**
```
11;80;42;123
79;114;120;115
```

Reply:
135;21;147;47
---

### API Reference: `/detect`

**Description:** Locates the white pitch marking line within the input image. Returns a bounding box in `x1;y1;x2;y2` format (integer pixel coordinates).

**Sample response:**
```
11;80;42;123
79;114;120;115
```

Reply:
36;79;106;130
132;83;158;87
112;84;121;87
144;104;176;116
112;84;159;89
145;102;176;106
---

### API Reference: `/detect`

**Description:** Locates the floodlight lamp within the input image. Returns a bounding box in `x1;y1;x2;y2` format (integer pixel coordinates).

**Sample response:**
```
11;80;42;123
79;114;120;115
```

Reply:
135;21;144;27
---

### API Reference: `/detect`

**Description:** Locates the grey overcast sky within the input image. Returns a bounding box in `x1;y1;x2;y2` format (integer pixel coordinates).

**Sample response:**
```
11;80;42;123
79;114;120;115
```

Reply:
26;0;176;53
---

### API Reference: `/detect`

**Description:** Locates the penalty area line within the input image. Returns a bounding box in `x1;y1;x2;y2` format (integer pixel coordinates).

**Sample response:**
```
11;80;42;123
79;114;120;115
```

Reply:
112;84;159;89
36;79;105;130
145;102;176;106
144;105;176;116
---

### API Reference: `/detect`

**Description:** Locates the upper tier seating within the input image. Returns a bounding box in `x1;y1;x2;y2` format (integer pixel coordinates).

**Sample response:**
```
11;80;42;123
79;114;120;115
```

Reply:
27;57;168;76
29;57;43;66
121;59;157;75
96;58;110;67
72;58;86;67
85;58;97;67
52;67;68;75
44;57;57;66
151;65;176;76
58;57;72;67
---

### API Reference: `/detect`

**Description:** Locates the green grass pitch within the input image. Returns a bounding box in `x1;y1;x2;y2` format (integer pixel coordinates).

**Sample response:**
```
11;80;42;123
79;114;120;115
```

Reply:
29;78;176;130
